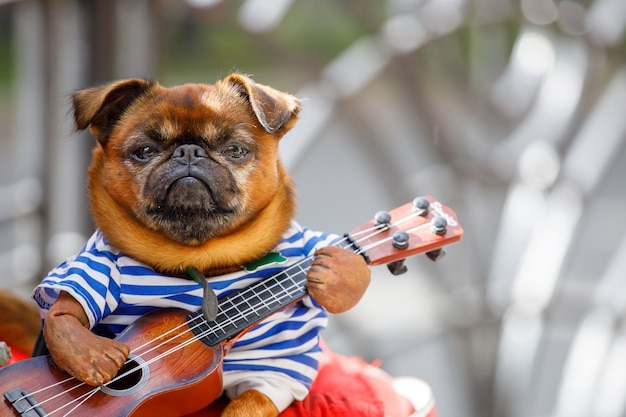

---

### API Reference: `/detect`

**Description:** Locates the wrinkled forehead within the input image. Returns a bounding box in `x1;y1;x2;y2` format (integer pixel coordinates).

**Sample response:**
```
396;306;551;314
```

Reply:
129;83;254;142
158;83;240;110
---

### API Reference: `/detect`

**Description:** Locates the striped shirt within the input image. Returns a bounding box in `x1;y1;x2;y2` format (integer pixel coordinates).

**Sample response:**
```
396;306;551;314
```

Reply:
32;221;337;412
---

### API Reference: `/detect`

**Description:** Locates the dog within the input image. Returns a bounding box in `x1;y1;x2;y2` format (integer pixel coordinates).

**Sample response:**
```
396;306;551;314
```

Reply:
32;74;371;416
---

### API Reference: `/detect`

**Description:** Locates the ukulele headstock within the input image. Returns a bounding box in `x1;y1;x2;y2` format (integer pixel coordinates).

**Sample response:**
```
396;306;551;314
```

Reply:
348;196;463;274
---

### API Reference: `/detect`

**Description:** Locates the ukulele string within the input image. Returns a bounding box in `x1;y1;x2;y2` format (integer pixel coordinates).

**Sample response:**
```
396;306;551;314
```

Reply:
18;375;79;398
15;377;88;416
18;209;429;416
359;222;432;253
60;388;102;417
20;378;98;417
45;385;102;417
127;319;195;357
344;211;427;256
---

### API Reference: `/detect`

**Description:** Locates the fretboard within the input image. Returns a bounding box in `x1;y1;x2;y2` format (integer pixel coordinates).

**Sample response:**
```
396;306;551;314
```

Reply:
188;257;313;346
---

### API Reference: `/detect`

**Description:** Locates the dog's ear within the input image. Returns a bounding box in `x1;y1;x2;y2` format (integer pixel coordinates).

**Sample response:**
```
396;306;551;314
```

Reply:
225;74;300;135
72;79;156;142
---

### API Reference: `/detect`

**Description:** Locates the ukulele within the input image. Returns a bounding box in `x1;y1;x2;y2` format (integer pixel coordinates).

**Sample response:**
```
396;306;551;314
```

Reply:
0;196;463;417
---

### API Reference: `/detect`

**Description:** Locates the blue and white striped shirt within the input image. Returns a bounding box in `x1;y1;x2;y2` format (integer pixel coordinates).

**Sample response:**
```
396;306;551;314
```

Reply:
32;221;337;411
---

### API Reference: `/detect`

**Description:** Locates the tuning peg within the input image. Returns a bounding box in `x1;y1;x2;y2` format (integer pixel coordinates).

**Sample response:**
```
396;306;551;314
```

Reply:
374;211;391;229
413;196;430;216
431;216;447;235
392;231;410;249
425;248;447;262
387;259;408;275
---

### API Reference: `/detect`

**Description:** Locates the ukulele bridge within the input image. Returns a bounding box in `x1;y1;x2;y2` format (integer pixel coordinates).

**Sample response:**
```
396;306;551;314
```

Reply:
4;386;48;416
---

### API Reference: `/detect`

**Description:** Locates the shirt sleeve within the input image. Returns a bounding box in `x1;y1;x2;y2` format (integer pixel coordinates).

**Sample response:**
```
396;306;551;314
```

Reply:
32;233;123;329
300;227;341;257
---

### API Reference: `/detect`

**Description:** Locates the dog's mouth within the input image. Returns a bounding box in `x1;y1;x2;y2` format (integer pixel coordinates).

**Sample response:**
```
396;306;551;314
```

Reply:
143;174;240;244
165;175;213;208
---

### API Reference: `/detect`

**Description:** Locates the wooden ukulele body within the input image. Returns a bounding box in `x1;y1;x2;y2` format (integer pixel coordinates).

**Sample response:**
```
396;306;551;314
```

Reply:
0;308;223;417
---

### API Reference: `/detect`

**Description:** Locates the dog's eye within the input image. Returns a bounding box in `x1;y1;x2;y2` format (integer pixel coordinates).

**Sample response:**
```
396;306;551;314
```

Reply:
131;146;159;161
222;144;249;160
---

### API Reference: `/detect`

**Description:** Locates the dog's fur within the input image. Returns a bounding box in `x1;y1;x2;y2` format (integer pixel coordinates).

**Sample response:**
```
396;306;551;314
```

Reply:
38;74;370;417
0;289;40;355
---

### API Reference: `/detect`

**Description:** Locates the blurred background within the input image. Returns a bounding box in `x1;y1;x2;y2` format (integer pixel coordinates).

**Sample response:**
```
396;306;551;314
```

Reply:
1;0;625;416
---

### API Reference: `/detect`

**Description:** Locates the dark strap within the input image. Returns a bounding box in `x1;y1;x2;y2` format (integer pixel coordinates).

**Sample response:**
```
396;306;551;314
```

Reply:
187;267;219;322
31;329;49;357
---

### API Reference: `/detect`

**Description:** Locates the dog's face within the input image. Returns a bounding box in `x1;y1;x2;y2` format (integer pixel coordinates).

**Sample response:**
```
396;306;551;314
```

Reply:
74;75;300;256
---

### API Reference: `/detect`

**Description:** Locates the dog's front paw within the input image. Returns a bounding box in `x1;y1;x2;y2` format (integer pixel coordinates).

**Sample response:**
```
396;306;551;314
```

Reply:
222;390;279;417
43;291;130;386
306;246;371;313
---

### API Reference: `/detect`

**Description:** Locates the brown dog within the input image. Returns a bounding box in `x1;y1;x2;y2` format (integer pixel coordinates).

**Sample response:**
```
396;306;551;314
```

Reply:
34;74;370;416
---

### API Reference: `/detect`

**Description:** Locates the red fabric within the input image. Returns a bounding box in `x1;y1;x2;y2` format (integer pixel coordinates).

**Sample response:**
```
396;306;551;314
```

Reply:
280;347;411;417
188;343;416;417
1;345;30;366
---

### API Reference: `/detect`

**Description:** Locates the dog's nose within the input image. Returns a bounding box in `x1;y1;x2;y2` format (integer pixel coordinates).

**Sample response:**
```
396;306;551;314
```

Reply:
172;144;208;165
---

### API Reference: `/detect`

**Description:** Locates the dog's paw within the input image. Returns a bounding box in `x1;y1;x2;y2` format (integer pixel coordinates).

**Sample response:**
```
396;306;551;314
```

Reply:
221;390;279;417
43;291;130;386
306;246;371;313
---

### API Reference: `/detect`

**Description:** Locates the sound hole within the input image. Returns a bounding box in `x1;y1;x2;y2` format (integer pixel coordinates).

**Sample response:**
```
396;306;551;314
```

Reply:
100;354;150;397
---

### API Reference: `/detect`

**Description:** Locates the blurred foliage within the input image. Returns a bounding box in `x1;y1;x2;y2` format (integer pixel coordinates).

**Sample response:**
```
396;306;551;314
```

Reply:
160;0;380;84
0;20;14;91
162;13;268;79
0;0;386;91
275;1;380;61
0;39;13;87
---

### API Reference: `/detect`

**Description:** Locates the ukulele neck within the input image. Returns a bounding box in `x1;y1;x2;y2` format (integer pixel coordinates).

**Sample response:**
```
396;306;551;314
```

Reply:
187;235;364;347
188;257;313;346
187;195;464;347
